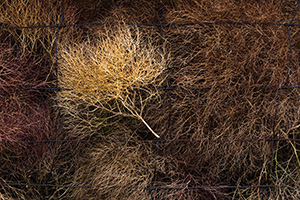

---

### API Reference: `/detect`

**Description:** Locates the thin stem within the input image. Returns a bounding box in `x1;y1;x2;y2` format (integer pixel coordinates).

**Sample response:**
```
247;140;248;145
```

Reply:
137;115;160;138
121;99;160;138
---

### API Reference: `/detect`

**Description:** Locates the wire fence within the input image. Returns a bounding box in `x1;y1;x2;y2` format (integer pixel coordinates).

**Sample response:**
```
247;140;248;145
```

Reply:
1;0;300;198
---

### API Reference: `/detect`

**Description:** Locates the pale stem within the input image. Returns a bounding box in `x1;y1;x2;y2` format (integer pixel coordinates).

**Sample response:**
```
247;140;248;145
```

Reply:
137;115;160;138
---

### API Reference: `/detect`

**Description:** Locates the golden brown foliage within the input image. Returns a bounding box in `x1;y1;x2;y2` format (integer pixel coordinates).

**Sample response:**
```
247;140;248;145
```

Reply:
57;25;167;138
69;142;155;200
0;0;78;54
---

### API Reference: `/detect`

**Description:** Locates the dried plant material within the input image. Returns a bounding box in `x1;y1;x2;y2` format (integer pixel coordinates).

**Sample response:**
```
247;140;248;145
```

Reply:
0;38;54;199
102;0;161;24
70;0;161;24
0;0;78;54
0;0;300;199
166;0;299;23
57;25;167;138
69;142;155;200
0;91;52;175
134;0;300;199
0;178;24;200
0;41;52;163
0;40;52;88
